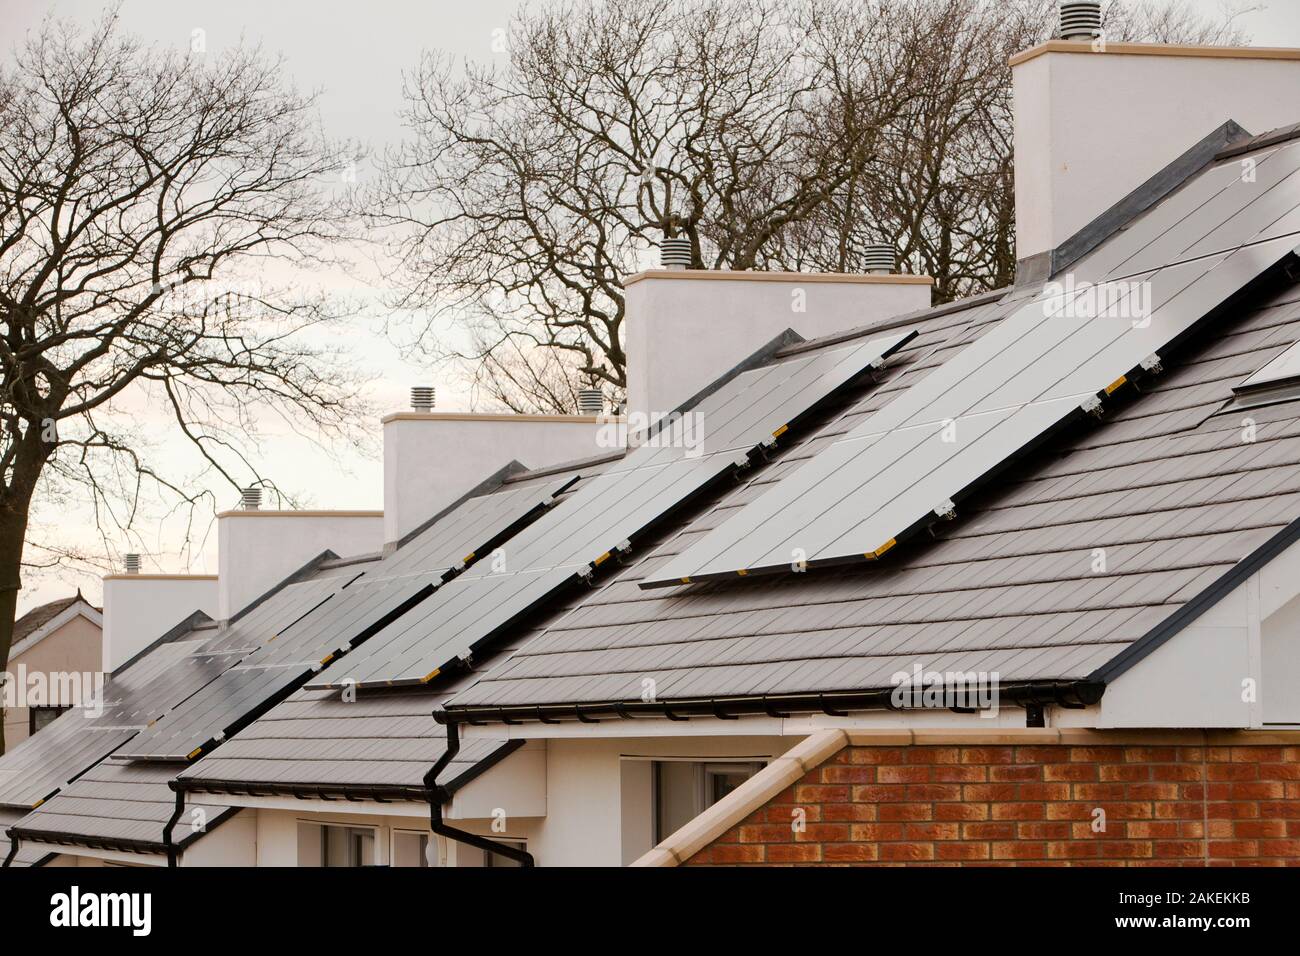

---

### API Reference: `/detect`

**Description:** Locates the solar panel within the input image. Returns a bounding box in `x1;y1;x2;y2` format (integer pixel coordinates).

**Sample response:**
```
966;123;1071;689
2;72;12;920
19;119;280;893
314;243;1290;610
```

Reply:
308;331;918;690
641;153;1300;587
0;637;225;808
112;477;575;761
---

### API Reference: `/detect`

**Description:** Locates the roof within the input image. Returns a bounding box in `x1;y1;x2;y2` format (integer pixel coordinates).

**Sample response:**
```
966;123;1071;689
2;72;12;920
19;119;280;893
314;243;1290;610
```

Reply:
0;808;52;867
166;463;609;798
9;593;100;660
1;460;596;849
8;762;237;856
438;128;1300;721
175;682;513;801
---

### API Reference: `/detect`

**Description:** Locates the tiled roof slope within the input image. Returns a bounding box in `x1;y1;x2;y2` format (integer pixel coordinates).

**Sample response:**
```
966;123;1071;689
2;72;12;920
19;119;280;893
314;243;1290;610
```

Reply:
176;684;507;797
0;808;50;867
10;761;236;855
12;594;85;643
444;269;1300;715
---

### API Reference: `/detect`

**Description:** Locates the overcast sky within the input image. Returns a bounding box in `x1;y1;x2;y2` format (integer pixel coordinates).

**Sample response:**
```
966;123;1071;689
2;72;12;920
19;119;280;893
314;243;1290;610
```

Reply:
6;0;1300;610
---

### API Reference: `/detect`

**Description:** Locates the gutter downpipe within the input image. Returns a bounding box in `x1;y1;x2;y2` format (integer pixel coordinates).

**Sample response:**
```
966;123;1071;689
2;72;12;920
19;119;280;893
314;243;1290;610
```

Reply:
162;784;186;868
2;831;18;867
423;721;535;868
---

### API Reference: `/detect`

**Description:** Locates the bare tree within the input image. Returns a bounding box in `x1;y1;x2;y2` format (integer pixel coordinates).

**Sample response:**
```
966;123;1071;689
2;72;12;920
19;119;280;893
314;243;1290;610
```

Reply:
379;0;1250;411
375;0;922;411
0;11;365;752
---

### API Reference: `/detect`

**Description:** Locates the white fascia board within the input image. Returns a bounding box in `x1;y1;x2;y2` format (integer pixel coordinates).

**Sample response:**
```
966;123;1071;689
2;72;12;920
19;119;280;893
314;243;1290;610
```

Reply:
193;792;428;818
456;704;1038;742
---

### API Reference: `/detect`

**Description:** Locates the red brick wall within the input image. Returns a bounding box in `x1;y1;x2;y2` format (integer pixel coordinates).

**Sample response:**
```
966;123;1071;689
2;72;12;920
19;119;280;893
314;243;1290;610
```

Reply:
686;743;1300;866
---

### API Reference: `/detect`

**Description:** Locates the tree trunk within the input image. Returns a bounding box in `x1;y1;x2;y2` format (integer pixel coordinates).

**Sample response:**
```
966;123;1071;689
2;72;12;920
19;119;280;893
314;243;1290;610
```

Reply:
0;487;36;757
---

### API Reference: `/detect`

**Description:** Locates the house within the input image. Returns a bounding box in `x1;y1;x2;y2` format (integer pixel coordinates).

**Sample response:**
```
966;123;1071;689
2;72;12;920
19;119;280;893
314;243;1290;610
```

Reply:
2;593;102;746
5;12;1300;868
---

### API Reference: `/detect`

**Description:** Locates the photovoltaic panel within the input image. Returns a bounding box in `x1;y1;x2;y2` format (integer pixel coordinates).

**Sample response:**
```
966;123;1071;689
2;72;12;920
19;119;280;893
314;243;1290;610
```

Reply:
0;636;224;808
641;149;1300;587
110;664;309;761
308;330;918;690
112;477;575;761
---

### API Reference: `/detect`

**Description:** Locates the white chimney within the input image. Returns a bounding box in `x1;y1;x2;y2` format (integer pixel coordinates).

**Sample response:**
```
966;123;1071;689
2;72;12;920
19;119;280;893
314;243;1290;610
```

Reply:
101;573;218;671
382;411;614;546
216;509;384;619
624;265;932;420
1012;32;1300;263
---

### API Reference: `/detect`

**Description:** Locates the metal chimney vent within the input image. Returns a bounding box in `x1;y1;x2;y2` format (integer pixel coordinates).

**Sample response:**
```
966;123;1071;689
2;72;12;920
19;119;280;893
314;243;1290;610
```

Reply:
124;553;141;574
577;387;604;415
863;244;896;275
1058;1;1102;40
410;385;436;412
241;486;262;511
659;237;692;270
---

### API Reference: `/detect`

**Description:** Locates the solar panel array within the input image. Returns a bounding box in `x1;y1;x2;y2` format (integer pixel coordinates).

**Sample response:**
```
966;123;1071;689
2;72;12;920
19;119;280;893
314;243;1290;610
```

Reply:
113;478;573;761
641;143;1300;587
309;331;918;690
0;636;225;808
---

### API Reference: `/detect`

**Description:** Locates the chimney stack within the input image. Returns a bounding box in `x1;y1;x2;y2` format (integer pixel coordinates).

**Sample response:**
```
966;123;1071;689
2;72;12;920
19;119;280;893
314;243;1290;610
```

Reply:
1011;30;1300;264
624;266;931;421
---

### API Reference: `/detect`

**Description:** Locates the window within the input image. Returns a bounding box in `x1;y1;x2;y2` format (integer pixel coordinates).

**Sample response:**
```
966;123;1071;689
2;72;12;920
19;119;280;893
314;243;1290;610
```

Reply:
297;823;376;867
1229;340;1300;410
653;761;764;843
484;840;527;868
392;830;432;868
29;706;69;736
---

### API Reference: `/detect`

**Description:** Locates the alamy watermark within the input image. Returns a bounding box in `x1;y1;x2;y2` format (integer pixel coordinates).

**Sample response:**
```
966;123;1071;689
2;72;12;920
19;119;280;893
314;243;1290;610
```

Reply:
890;662;1000;716
598;410;704;458
1042;274;1152;328
0;667;105;717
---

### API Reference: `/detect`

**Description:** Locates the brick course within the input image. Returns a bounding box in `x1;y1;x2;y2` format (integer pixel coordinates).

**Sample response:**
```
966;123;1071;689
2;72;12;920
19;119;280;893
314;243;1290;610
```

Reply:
686;743;1300;866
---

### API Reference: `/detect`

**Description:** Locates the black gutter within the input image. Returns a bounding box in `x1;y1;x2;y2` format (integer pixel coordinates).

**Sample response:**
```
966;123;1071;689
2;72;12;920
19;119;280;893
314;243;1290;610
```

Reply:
173;777;432;804
437;679;1105;727
423;724;534;867
11;807;241;861
2;831;18;868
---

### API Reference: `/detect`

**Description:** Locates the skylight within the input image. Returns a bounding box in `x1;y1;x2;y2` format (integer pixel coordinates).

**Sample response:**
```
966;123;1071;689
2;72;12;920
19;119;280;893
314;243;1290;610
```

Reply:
1236;340;1300;393
1229;340;1300;410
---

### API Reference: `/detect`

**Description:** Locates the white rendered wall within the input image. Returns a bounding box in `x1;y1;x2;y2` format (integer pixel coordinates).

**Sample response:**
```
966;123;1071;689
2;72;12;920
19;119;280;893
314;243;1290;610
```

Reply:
1096;531;1300;729
526;736;783;867
251;806;541;867
1012;42;1300;261
101;575;218;672
382;413;610;545
216;511;384;620
181;809;257;866
624;270;932;420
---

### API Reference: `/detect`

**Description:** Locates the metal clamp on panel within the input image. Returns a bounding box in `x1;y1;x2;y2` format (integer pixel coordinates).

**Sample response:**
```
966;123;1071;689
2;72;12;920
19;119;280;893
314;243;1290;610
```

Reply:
1140;353;1163;375
933;499;957;521
1080;395;1103;417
